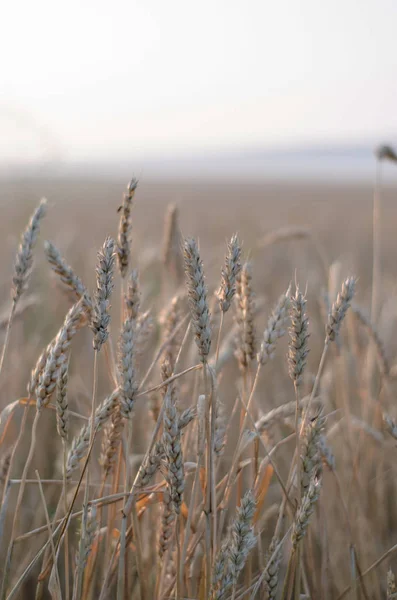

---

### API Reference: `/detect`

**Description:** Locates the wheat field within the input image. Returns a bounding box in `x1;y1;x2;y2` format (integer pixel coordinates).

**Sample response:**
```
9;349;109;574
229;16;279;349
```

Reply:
0;164;397;600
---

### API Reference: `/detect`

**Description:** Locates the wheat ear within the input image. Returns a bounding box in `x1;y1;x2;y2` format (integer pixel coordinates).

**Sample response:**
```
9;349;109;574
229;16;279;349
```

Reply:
183;238;212;361
117;177;138;277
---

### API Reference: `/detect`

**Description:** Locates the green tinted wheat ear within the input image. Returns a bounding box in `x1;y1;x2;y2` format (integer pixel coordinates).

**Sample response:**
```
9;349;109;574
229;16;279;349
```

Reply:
183;238;211;361
91;237;115;351
288;288;309;387
117;178;138;277
326;276;356;341
258;286;290;365
12;198;47;304
217;234;242;313
36;300;86;410
44;241;92;309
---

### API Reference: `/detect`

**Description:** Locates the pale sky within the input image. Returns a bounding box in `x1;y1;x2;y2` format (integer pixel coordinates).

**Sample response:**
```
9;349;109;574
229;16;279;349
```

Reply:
1;0;397;164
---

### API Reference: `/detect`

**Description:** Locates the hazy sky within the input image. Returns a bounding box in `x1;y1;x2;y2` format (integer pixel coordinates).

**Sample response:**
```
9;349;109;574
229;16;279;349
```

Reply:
1;0;397;163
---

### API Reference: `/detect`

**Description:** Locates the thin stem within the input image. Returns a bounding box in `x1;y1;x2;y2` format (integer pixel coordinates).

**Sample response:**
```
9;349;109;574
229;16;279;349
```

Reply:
0;399;30;513
371;158;382;323
0;301;16;382
63;439;70;600
294;384;301;600
131;499;146;600
215;310;224;368
35;470;62;596
203;361;212;598
175;515;181;600
76;349;99;598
